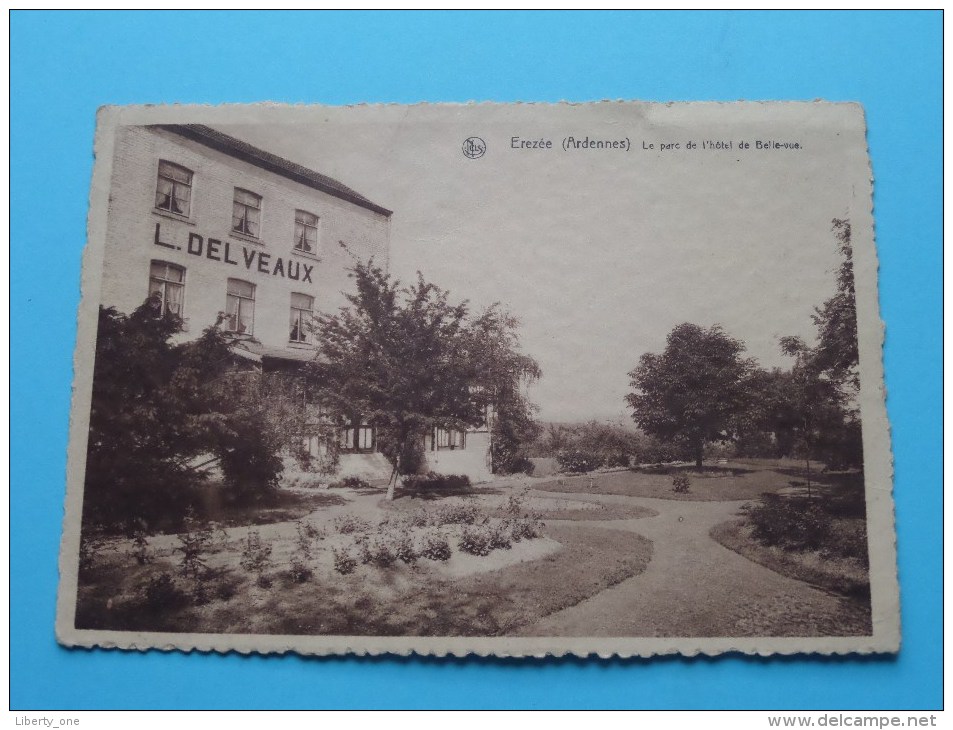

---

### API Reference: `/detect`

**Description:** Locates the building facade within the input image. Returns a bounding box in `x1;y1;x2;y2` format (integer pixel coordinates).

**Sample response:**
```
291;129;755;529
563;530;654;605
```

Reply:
99;124;492;484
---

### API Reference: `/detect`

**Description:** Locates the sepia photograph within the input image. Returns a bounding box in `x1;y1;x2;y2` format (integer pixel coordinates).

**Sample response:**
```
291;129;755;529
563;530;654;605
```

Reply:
56;101;898;657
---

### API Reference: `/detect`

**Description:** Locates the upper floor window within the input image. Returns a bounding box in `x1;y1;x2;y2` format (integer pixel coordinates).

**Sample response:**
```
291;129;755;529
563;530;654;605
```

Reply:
148;261;186;317
294;209;319;254
232;188;261;238
225;278;255;335
289;292;314;343
154;161;193;217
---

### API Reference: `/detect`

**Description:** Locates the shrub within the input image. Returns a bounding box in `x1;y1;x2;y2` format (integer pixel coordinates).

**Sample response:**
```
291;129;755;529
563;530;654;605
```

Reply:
556;450;604;474
513;456;536;476
289;555;313;583
329;475;372;490
175;514;213;578
458;525;492;556
377;514;412;531
239;529;273;576
635;441;679;465
488;521;513;550
820;519;869;564
369;539;396;568
748;494;834;552
142;572;188;612
433;500;480;526
490;444;536;476
356;537;374;565
392;531;418;565
356;532;402;568
672;474;691;494
504;491;527;517
420;531;452;561
216;408;285;506
333;514;371;535
130;524;154;565
332;547;357;575
294;520;316;558
409;509;431;529
401;472;471;493
605;453;631;468
511;515;543;542
303;519;323;539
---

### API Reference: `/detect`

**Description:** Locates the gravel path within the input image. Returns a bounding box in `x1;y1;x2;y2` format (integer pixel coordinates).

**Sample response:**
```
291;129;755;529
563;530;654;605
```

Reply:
522;489;869;637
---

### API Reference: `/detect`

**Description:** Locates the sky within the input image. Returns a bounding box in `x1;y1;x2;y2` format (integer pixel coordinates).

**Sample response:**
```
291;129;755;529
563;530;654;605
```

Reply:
216;102;866;422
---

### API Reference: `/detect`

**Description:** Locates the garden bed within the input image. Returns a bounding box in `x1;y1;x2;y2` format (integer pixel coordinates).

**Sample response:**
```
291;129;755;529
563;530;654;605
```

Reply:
710;518;870;602
74;481;654;637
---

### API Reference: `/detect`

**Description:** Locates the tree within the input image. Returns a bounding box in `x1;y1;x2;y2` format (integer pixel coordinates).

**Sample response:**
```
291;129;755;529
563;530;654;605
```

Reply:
466;306;542;474
309;261;489;500
776;219;863;473
778;336;854;490
84;297;203;530
626;323;756;467
811;219;859;394
83;296;285;531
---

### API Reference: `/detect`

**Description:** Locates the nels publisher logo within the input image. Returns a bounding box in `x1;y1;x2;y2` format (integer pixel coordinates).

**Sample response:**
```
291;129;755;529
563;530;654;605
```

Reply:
462;137;486;159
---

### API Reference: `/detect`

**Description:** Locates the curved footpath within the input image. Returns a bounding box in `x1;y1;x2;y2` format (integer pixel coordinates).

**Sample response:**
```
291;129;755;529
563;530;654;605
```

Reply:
521;489;869;637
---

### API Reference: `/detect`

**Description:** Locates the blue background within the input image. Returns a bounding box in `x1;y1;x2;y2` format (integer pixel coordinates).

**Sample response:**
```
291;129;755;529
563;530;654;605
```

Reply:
10;10;942;710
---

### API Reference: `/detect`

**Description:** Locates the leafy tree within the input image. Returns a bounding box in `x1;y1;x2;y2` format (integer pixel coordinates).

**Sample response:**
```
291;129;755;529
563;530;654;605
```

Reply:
542;424;573;454
811;219;859;394
626;323;757;467
83;297;203;530
466;306;542;474
732;367;801;459
776;219;863;473
83;296;285;531
309;262;489;499
778;336;854;489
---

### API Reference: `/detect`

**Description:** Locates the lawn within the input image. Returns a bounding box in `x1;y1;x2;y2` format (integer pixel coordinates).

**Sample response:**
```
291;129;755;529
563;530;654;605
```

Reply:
533;460;833;502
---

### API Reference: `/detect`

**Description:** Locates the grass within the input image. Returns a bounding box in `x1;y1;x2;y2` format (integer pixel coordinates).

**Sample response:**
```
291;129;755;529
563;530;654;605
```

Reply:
74;523;652;637
710;518;870;602
534;460;825;502
489;501;657;522
192;483;348;531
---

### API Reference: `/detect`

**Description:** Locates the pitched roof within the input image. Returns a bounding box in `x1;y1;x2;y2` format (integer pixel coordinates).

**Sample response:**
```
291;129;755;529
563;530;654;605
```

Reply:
154;124;393;217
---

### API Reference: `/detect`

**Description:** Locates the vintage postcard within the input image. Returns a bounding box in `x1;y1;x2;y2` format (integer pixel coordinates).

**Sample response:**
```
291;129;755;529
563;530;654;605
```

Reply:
57;101;899;657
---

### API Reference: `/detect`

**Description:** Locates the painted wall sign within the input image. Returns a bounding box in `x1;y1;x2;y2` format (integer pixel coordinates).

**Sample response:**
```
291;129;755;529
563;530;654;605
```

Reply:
154;223;314;283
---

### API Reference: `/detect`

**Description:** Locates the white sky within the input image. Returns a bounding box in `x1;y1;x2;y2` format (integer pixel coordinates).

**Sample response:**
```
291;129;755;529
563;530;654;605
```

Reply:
218;103;864;422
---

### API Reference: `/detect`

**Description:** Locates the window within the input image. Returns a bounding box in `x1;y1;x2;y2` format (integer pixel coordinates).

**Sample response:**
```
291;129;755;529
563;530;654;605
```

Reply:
289;292;314;343
302;435;328;458
154;161;193;217
339;422;375;452
294;210;319;254
232;188;261;238
435;427;465;450
225;279;255;335
148;261;185;317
